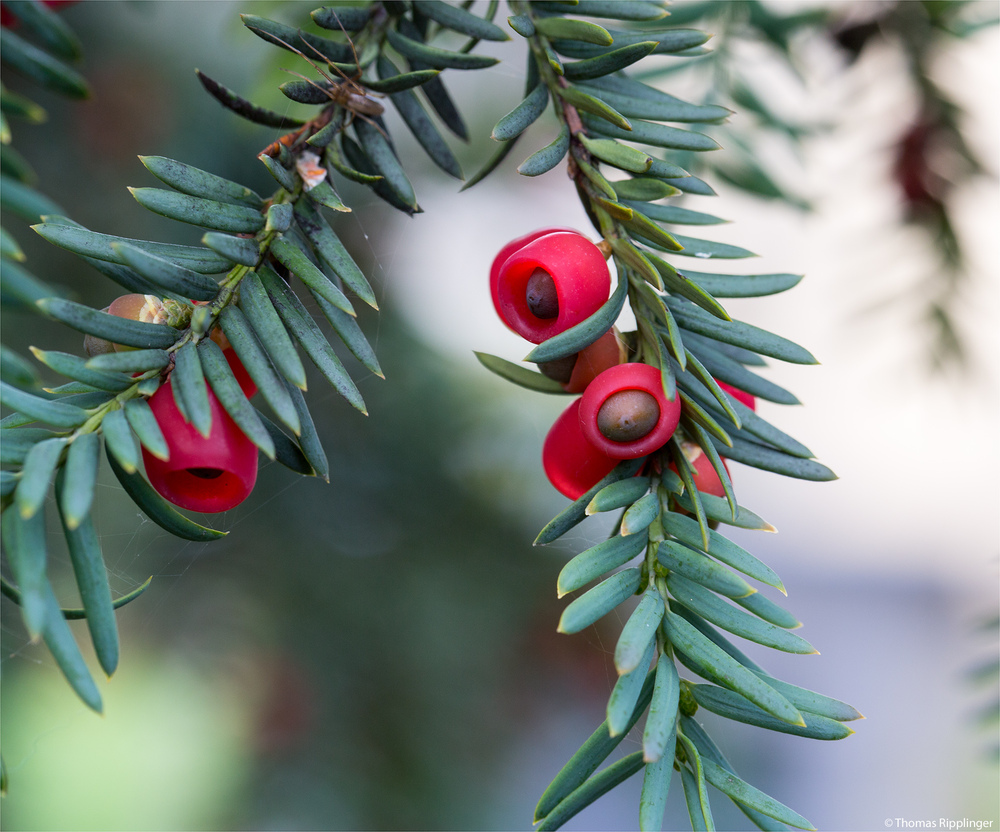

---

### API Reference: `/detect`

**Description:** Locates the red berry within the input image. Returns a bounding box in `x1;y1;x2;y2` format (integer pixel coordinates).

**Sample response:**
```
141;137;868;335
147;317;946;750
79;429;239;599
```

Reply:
141;379;258;513
489;227;578;330
495;232;611;344
717;380;756;411
579;363;680;459
542;398;618;500
561;328;626;393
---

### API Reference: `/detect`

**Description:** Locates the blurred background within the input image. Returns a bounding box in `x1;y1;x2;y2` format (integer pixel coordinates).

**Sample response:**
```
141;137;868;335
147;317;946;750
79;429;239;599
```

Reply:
1;1;997;829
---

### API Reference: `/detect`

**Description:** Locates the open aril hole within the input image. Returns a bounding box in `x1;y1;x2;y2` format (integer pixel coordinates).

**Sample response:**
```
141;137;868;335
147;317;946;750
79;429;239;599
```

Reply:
187;467;225;480
597;390;660;443
525;269;559;319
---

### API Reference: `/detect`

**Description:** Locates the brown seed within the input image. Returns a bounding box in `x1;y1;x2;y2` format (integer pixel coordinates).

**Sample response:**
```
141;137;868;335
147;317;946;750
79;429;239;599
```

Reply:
187;467;224;479
538;354;578;384
597;390;660;443
525;269;559;319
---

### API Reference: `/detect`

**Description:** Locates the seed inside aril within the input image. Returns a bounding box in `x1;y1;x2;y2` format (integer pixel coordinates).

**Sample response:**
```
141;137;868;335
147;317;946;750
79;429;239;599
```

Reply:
525;269;559;319
597;390;660;443
538;354;578;384
187;467;224;479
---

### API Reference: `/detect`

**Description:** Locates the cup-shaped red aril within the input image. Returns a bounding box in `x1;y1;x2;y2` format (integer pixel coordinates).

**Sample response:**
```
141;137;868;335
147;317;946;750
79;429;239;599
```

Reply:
496;232;611;344
142;379;258;513
717;380;756;411
579;363;680;459
543;398;619;500
489;227;579;329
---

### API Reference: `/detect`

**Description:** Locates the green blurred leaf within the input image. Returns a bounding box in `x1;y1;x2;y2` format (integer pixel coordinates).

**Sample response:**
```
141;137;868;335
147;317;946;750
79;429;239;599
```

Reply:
33;220;231;274
354;119;418;211
583;114;719;151
413;0;509;41
37;297;179;350
1;506;49;638
30;349;132;394
201;232;259;268
537;752;646;831
536;458;646;544
272;235;355;317
668;574;815;654
711;433;837;482
240;13;355;63
257;265;366;414
578;135;652;173
620;491;659;536
681;269;802;298
554;28;709;58
385;28;499;70
172;342;212;438
614;590;664;675
123;398;168;461
220;306;301;435
558;567;642;634
282;379;329;481
525;274;627;363
129;187;264;234
55;470;118;676
665;611;803;725
535;17;613;46
656;539;754;599
2;0;81;60
198;339;274;458
587;476;650;514
86;349;170;373
58;433;100;530
101;408;139;474
0;380;88;428
533;0;668;20
237;270;308;391
665;297;817;364
139;155;263;209
377;55;462;179
643;654;680;762
691;685;853;741
562;41;658;81
363;68;441;93
701;758;815;829
662;512;783;591
557;532;648;597
106;447;228;542
612;178;679;202
493;83;550;142
311;5;371;31
473;351;566;394
255;410;313;476
534;669;656;821
110;242;220;302
14;436;66;520
0;28;88;98
294;193;378;309
576;75;730;123
608;637;657;734
195;69;304;129
1;174;65;222
517;121;570;176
